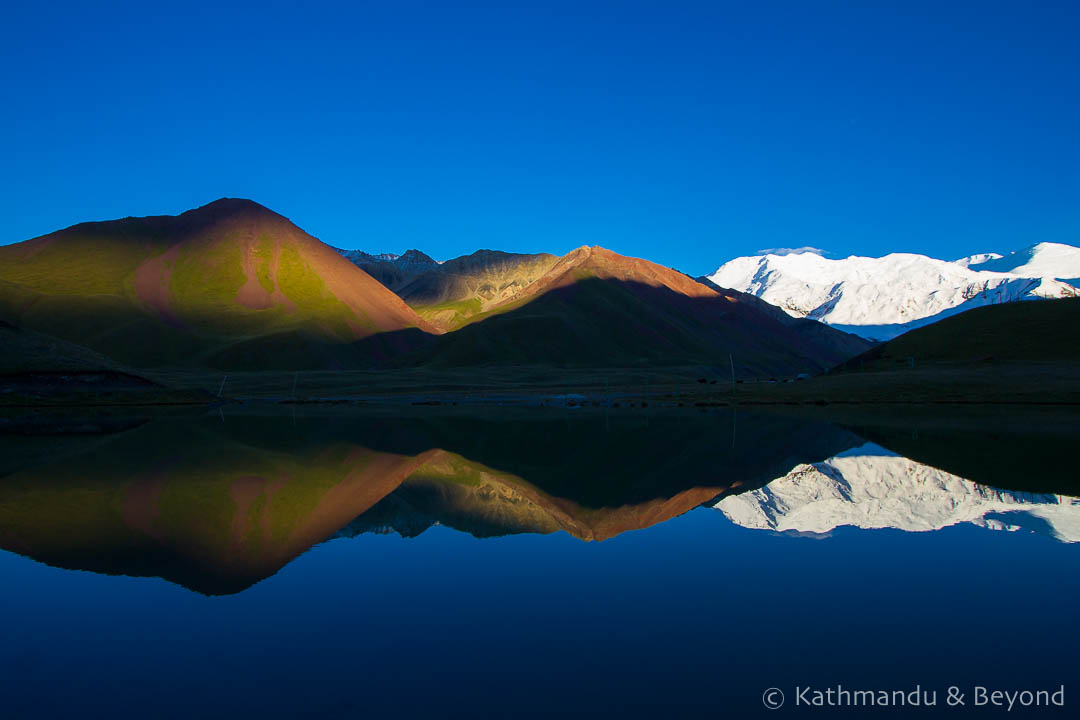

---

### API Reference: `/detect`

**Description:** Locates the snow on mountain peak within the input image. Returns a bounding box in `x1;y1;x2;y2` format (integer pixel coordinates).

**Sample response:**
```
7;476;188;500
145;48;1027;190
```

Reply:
707;244;1079;340
964;242;1080;282
954;252;1004;267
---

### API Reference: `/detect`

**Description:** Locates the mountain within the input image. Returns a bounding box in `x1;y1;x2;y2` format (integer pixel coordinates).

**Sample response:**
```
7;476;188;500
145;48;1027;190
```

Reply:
396;250;561;330
954;252;1003;267
336;248;441;291
708;248;1079;340
963;242;1080;285
0;200;868;374
411;246;871;373
715;445;1080;543
0;199;435;368
805;299;1080;406
0;319;128;375
842;296;1080;369
338;247;560;330
338;250;402;264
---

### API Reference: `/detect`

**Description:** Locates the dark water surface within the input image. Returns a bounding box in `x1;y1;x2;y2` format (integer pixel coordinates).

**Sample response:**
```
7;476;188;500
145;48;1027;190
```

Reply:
0;406;1077;718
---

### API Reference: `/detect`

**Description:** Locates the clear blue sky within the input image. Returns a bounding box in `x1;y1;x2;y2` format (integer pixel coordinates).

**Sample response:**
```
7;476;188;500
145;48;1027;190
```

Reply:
2;1;1078;275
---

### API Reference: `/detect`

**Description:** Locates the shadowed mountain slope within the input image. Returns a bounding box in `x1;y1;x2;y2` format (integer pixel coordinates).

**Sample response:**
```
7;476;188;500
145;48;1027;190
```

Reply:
396;250;560;330
339;249;440;290
839;296;1080;371
0;321;213;406
406;247;871;374
0;199;435;368
0;319;128;375
339;247;561;331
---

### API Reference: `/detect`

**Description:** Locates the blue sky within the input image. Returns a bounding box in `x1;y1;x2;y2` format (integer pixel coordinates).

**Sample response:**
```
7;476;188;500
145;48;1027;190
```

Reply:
2;0;1078;275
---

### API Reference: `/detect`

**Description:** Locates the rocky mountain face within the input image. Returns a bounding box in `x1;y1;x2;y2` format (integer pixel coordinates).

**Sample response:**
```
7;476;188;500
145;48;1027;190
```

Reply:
336;248;441;292
336;247;560;330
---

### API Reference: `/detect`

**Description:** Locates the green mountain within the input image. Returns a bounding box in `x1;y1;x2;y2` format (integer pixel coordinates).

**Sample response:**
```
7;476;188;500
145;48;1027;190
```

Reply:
0;199;434;368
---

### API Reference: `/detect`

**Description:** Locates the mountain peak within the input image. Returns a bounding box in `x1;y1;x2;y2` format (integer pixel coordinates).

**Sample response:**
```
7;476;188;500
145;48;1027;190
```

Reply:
398;249;437;264
181;197;283;223
709;247;1079;340
200;197;264;211
963;241;1080;281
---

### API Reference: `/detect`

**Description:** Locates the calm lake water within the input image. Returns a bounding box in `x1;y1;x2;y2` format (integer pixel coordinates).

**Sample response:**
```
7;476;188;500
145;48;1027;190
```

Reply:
1;406;1076;718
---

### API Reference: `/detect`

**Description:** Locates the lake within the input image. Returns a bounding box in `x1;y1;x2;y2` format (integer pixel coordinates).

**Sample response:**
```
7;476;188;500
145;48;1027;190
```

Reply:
1;405;1076;718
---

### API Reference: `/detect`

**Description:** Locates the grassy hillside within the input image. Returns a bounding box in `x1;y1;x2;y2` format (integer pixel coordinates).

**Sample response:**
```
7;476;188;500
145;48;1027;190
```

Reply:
841;296;1080;369
0;319;128;375
0;199;432;369
669;298;1080;405
0;321;212;406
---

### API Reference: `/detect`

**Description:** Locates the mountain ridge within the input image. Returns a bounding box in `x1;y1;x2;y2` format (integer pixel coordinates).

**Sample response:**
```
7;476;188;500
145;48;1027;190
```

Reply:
708;245;1079;340
0;199;870;372
404;245;870;372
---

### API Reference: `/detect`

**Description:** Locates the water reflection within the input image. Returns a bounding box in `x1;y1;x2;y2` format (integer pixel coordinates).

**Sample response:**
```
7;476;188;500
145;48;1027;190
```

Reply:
0;407;1077;595
0;408;857;594
716;444;1080;542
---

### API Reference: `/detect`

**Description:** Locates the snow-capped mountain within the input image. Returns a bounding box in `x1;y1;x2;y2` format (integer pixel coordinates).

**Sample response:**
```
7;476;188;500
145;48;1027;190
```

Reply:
953;252;1003;267
715;445;1080;543
707;244;1079;340
963;242;1080;284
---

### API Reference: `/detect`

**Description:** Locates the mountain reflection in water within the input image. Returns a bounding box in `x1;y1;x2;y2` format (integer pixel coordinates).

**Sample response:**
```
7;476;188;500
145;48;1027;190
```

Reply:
716;444;1080;542
0;407;1076;595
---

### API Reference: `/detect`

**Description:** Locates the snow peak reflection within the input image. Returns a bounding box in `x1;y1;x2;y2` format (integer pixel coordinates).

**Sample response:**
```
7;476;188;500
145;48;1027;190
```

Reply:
796;685;937;708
